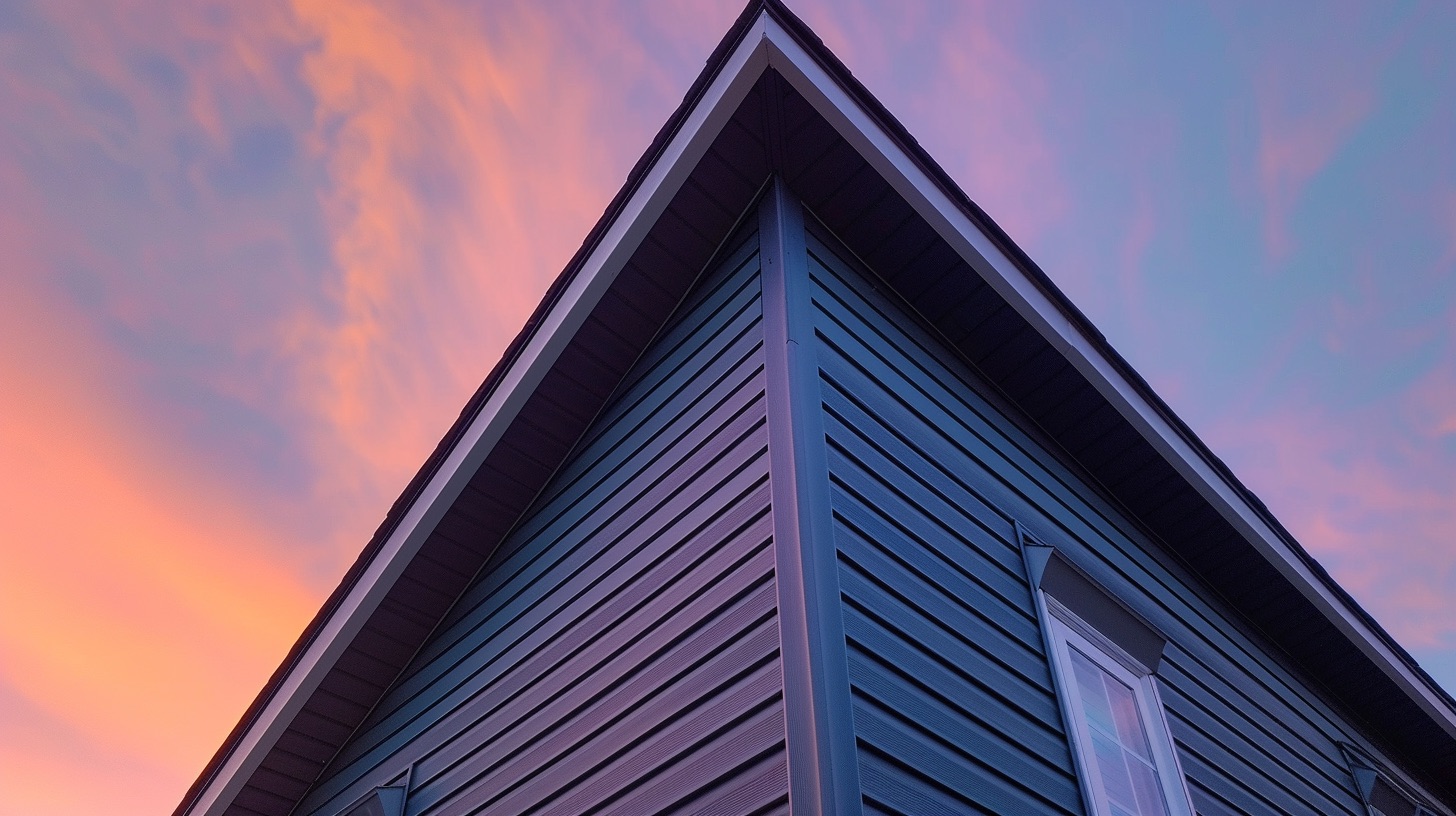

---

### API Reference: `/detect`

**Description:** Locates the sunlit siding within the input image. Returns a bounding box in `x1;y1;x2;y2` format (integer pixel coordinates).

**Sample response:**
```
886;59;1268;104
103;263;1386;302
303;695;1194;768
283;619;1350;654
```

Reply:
804;221;1374;816
298;231;788;816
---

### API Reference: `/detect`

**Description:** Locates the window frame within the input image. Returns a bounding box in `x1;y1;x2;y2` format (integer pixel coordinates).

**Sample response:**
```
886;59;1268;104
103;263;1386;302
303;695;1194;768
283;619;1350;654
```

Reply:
1041;594;1196;816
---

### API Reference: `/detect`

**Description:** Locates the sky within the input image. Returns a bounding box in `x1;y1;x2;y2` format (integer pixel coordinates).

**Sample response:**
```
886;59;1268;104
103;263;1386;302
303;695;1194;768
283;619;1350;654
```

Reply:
0;1;1452;813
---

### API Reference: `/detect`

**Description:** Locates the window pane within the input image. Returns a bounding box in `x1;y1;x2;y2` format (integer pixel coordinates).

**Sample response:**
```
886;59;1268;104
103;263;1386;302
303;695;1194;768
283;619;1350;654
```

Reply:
1128;756;1171;816
1069;643;1174;816
1071;647;1116;735
1104;672;1153;761
1092;731;1139;811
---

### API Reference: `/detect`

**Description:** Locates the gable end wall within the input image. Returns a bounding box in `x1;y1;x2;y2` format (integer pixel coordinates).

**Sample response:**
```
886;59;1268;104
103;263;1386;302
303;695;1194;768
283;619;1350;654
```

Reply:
296;229;788;816
804;215;1411;816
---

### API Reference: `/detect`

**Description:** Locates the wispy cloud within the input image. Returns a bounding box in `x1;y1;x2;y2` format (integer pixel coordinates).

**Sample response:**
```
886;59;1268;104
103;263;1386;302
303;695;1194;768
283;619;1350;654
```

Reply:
798;0;1071;247
1238;4;1412;263
1253;80;1373;262
280;0;637;520
926;3;1069;246
1206;362;1456;656
268;0;739;553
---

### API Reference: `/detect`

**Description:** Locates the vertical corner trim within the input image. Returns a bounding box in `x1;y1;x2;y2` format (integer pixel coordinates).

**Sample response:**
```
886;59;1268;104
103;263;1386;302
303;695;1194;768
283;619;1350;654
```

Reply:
760;178;863;816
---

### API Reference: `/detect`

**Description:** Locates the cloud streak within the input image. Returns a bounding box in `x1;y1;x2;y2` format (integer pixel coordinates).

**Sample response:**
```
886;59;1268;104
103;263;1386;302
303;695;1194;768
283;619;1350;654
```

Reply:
1237;2;1414;263
1207;358;1456;657
0;179;317;812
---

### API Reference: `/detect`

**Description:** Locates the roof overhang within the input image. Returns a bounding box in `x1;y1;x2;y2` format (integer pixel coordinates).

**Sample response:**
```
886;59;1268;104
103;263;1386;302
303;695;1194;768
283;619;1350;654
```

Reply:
177;3;1456;813
176;8;775;816
763;0;1456;743
758;8;1456;795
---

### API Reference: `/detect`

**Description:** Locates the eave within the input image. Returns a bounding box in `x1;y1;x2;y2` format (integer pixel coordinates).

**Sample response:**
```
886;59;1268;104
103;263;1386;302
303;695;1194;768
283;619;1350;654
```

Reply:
176;2;1456;813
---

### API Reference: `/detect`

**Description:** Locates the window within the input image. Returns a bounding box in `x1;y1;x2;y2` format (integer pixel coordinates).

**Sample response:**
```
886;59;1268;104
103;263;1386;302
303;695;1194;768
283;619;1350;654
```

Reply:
1018;529;1195;816
1045;599;1193;816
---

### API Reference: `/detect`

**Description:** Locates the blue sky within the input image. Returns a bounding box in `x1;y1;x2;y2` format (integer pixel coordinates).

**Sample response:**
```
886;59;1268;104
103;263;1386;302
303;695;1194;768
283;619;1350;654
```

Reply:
0;2;1452;813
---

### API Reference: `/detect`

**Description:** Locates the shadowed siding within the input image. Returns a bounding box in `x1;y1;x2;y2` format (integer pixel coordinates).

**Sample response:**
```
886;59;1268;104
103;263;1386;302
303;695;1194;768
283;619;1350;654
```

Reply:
804;220;1383;816
298;231;788;816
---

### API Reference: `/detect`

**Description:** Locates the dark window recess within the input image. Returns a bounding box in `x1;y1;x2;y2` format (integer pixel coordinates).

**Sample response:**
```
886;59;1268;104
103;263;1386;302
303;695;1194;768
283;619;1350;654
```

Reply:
1343;745;1445;816
338;784;405;816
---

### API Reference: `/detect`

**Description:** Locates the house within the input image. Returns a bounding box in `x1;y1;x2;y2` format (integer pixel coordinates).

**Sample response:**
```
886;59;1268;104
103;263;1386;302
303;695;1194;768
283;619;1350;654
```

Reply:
175;2;1456;815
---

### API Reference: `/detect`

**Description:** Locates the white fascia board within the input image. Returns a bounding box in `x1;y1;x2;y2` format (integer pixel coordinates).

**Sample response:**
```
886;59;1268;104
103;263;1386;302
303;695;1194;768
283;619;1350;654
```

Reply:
758;16;1456;736
184;22;774;816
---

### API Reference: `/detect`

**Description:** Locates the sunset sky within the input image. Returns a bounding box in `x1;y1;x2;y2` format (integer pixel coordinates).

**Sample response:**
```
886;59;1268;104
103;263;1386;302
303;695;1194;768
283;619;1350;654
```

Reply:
1;1;1453;813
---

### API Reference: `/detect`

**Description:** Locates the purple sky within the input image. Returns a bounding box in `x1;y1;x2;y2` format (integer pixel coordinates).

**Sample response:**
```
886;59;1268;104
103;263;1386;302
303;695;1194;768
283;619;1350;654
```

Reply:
1;1;1452;813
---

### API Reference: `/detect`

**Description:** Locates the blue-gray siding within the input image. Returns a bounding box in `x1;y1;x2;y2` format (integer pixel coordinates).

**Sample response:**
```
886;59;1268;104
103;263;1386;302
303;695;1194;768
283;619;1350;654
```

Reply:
804;220;1388;816
299;232;788;816
292;199;1429;816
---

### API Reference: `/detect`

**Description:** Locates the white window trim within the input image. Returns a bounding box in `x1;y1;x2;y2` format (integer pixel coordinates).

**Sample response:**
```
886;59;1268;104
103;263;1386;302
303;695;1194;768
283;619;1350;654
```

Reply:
1042;594;1197;816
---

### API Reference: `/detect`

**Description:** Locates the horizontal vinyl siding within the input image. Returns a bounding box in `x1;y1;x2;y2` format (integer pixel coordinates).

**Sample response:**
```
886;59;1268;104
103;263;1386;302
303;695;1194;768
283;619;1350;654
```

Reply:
300;234;787;816
804;222;1375;816
807;228;1081;816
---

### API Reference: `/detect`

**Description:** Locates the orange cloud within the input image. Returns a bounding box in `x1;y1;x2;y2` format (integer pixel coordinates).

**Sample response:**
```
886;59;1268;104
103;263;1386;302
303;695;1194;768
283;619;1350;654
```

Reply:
0;689;182;816
0;202;317;814
274;0;724;550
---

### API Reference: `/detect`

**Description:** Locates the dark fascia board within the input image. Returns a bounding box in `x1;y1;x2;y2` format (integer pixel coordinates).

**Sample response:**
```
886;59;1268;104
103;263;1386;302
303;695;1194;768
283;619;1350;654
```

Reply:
177;2;1456;814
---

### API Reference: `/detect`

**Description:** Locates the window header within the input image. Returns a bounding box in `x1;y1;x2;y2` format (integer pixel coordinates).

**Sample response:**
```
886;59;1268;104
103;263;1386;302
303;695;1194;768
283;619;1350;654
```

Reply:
1020;532;1167;673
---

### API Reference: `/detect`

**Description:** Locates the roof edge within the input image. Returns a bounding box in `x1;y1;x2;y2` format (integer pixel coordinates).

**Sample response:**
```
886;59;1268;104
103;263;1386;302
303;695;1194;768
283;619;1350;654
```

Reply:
756;1;1456;739
173;5;781;815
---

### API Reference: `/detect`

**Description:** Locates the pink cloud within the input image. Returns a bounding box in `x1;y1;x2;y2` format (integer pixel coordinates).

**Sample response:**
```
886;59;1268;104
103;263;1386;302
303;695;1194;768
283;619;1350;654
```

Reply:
0;3;755;813
1254;81;1373;261
1440;189;1456;271
1403;309;1456;440
798;0;1070;248
1240;4;1416;263
926;4;1070;247
1206;373;1456;653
